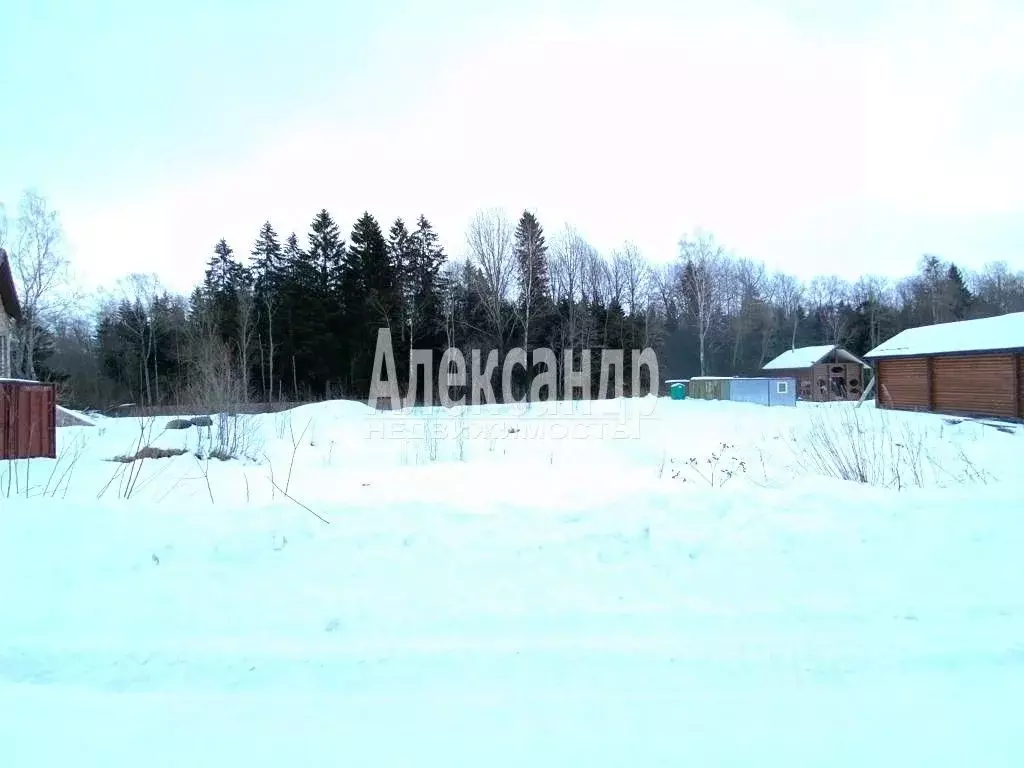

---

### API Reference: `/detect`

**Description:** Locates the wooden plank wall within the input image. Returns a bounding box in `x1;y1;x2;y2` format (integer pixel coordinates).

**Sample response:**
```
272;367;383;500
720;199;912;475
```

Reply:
687;378;731;400
809;362;867;401
933;355;1017;419
878;352;1024;420
877;358;929;410
1017;354;1023;419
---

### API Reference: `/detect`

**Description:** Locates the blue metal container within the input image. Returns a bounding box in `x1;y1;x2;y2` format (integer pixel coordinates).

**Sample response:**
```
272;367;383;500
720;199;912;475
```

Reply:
728;377;797;407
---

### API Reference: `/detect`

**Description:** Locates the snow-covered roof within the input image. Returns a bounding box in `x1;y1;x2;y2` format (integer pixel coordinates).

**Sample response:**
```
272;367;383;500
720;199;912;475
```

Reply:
864;312;1024;359
762;345;867;370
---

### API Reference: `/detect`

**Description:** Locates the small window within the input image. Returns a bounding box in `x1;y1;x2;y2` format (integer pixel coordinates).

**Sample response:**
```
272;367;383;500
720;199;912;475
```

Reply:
776;381;789;395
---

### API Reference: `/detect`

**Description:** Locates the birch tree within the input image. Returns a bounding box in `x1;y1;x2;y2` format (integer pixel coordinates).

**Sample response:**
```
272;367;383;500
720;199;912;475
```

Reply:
9;191;72;379
549;225;592;349
466;208;515;350
616;242;648;317
235;269;256;402
679;231;726;376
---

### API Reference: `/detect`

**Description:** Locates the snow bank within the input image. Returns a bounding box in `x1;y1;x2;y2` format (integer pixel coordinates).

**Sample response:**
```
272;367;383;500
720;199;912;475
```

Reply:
1;397;1023;765
55;405;96;427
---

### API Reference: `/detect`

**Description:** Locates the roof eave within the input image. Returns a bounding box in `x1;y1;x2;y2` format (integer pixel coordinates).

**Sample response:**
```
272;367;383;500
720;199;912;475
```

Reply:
0;250;22;321
867;346;1024;360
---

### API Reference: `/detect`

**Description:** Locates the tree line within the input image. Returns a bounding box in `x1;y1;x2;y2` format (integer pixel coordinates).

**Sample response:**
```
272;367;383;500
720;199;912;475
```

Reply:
3;190;1024;410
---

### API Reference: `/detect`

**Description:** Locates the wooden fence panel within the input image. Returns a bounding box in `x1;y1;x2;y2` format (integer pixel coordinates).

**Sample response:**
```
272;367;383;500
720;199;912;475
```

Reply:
0;381;56;459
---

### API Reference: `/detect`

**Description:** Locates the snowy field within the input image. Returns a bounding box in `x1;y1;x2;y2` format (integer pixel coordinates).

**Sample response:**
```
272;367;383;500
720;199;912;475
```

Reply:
2;397;1024;766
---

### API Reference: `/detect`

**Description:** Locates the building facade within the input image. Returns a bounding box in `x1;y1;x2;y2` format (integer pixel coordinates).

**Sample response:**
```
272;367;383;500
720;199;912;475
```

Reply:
865;313;1024;420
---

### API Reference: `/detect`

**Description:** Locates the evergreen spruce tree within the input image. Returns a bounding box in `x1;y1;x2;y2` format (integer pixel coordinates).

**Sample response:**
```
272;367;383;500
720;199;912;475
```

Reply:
347;212;399;397
408;215;447;345
388;218;414;289
274;232;306;398
307;209;346;287
283;232;302;261
251;221;283;401
946;263;973;320
918;254;947;324
201;238;246;343
513;210;550;359
251;221;283;288
387;218;415;383
299;210;347;396
411;215;447;285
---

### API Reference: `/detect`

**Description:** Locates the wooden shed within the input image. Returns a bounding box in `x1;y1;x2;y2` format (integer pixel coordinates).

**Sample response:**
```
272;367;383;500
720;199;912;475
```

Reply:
761;345;870;401
864;312;1024;420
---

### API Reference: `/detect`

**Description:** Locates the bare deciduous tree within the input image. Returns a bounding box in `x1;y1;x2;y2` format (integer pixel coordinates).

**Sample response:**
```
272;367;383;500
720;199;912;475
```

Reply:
608;249;628;309
186;302;244;411
616;242;648;317
852;275;892;350
808;275;851;348
679;231;727;376
772;272;803;350
8;191;72;379
726;256;767;370
585;248;610;307
549;225;595;361
235;274;256;403
116;273;163;405
970;261;1024;314
466;208;515;349
650;262;682;318
755;273;779;368
440;259;462;352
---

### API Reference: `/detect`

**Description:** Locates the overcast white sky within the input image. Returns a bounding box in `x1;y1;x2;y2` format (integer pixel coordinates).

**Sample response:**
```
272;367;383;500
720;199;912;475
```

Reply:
2;0;1022;297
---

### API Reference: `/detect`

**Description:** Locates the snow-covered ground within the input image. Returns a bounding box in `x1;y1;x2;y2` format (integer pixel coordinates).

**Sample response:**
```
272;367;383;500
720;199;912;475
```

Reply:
2;397;1023;766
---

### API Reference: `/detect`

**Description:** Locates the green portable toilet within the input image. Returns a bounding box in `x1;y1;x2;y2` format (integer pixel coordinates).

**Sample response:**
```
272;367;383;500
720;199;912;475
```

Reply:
669;381;686;400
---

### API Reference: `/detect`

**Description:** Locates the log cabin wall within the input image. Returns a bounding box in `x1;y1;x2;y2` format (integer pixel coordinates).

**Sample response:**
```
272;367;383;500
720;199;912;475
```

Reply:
875;352;1023;420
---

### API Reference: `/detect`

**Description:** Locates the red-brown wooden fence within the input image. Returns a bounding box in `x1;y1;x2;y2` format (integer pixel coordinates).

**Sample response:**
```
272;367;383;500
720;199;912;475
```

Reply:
0;380;56;460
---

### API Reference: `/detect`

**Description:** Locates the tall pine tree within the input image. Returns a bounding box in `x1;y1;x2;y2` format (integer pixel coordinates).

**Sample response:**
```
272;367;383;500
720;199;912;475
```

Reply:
200;238;246;344
408;215;447;349
946;263;973;320
347;212;399;397
513;210;550;360
275;232;306;398
251;221;283;401
300;210;347;396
